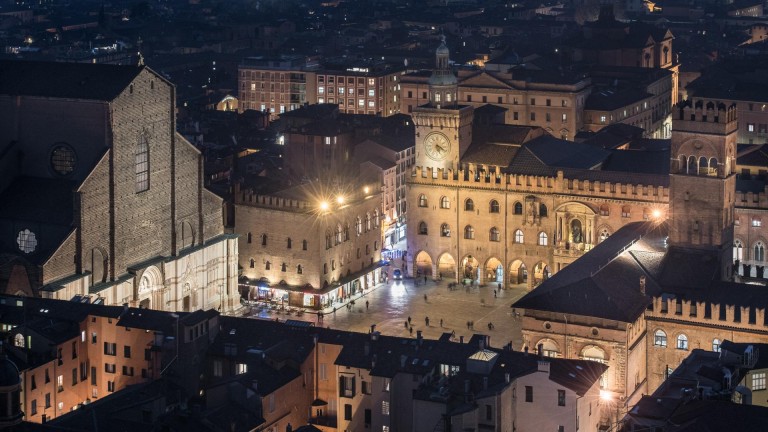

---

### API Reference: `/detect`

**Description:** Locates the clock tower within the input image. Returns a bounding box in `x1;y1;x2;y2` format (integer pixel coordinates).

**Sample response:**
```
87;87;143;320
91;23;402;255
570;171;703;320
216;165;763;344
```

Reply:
411;36;474;171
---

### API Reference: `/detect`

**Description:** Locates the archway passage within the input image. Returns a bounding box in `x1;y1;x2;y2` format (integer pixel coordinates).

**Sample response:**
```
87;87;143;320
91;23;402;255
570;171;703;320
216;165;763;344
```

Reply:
415;251;433;277
509;260;528;285
461;255;480;283
485;257;504;284
533;261;550;286
437;253;456;279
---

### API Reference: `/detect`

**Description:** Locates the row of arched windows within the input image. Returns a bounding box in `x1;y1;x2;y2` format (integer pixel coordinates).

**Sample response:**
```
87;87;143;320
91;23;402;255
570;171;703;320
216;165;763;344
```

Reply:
324;211;381;250
678;155;718;176
246;233;308;250
248;260;303;274
417;222;549;245
654;330;722;352
418;195;548;216
733;239;765;262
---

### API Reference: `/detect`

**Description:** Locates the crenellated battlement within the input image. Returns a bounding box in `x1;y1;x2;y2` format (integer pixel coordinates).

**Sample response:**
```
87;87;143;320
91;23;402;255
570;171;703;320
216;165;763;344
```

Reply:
735;186;768;209
648;296;767;330
235;187;314;211
409;166;669;201
673;99;738;136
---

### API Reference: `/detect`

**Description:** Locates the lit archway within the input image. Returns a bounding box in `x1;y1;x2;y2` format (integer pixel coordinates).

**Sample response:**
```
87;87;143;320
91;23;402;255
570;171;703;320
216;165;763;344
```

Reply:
485;257;503;284
533;261;550;286
508;259;528;285
461;255;480;282
415;251;434;277
437;253;456;279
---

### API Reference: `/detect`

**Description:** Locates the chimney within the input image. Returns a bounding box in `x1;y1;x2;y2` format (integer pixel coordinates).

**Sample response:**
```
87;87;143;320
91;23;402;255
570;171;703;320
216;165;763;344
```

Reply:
537;360;550;374
640;275;646;295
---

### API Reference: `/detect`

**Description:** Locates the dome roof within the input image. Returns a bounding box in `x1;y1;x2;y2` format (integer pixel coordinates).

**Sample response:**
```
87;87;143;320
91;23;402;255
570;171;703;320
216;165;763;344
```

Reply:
436;41;450;56
0;354;20;387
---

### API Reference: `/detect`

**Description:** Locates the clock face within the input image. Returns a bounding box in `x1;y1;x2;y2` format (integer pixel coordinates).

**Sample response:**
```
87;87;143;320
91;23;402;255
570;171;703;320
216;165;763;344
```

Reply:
424;133;451;161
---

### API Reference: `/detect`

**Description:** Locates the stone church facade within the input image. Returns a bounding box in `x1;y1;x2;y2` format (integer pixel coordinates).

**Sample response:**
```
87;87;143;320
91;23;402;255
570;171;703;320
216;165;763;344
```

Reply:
0;61;238;312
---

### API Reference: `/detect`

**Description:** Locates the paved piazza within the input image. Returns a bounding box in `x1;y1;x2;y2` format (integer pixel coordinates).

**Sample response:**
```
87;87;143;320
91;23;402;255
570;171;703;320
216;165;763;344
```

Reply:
249;279;528;349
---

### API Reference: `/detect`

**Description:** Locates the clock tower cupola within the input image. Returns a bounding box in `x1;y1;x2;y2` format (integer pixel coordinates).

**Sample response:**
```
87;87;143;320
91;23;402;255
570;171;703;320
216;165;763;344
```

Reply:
412;36;474;171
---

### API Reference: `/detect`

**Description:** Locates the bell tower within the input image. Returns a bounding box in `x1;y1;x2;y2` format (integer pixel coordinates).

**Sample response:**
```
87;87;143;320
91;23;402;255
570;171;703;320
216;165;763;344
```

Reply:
411;36;474;171
668;99;738;279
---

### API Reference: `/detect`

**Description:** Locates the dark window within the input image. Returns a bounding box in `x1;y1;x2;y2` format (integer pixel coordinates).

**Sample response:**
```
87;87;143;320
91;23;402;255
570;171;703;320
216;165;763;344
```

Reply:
365;408;372;425
302;240;308;250
340;375;356;398
108;381;115;392
344;404;352;420
45;393;51;408
486;404;492;420
124;346;131;358
91;367;97;385
31;375;36;390
525;386;533;402
105;364;116;374
558;389;566;406
514;202;523;215
145;348;152;361
72;368;77;386
72;341;77;359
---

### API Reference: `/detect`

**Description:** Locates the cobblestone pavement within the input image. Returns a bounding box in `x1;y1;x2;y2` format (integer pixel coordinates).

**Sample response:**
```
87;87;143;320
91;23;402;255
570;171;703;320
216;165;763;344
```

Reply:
250;278;527;350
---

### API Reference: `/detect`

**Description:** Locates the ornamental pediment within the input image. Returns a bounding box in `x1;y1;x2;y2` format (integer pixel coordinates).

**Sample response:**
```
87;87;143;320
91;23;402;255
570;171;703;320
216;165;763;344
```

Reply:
459;71;512;89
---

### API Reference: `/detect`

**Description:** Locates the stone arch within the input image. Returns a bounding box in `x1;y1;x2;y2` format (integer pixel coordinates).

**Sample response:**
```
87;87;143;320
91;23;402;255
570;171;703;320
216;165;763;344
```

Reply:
484;257;504;284
535;338;561;358
581;345;607;362
437;252;457;279
460;255;480;282
532;261;551;286
508;259;528;285
137;265;163;309
555;202;596;246
415;250;434;277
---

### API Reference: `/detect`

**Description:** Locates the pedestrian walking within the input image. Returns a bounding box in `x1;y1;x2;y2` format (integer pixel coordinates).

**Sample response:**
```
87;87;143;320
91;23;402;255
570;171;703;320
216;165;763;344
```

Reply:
487;322;494;331
440;318;443;327
408;316;412;324
498;282;502;291
404;320;409;328
470;321;474;330
424;294;428;302
494;290;497;298
425;316;430;326
424;275;427;284
365;300;369;310
409;326;413;336
466;321;470;329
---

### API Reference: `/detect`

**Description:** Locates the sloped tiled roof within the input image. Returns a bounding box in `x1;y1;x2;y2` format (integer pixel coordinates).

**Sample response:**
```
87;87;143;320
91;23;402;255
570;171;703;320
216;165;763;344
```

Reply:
0;60;143;101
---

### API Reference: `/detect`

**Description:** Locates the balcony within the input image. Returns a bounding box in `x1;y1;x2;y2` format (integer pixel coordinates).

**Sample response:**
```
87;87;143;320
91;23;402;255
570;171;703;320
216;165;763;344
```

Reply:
309;415;337;429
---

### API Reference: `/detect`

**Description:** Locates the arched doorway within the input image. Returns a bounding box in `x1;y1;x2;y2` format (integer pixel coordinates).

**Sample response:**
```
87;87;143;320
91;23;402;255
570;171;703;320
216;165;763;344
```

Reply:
461;255;480;284
485;257;503;284
415;251;433;277
509;260;528;285
533;261;550;286
138;266;163;309
437;253;456;279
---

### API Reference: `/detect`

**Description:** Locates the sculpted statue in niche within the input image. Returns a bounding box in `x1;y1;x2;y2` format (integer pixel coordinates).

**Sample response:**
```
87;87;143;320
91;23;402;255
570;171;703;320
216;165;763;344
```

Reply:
571;219;583;244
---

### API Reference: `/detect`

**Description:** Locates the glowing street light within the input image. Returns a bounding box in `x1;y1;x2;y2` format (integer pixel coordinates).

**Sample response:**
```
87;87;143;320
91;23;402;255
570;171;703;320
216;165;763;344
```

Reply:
319;201;329;211
600;390;613;401
652;209;662;219
364;186;370;194
336;196;345;205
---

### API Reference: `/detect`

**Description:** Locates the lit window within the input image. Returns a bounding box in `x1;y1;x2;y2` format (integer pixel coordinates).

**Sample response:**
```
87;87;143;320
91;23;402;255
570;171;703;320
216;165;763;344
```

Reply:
51;144;76;175
712;338;721;352
600;115;607;123
382;401;390;415
16;229;37;254
753;372;766;390
753;219;762;227
654;330;667;347
676;334;688;350
236;363;248;374
515;229;524;244
748;123;755;132
538;232;548;246
318;86;324;94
